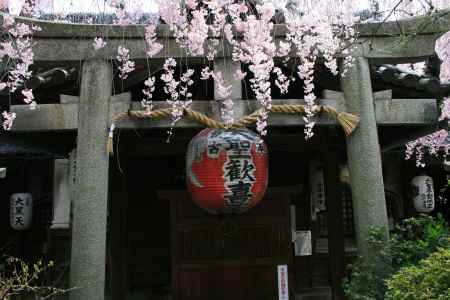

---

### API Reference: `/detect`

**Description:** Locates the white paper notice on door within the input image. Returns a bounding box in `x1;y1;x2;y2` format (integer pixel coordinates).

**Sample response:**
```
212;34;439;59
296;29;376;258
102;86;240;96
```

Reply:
277;265;289;300
294;230;312;256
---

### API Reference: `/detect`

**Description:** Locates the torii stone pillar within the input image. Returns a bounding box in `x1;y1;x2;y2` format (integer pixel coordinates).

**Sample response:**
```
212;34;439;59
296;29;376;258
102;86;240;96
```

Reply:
341;57;389;257
70;59;112;300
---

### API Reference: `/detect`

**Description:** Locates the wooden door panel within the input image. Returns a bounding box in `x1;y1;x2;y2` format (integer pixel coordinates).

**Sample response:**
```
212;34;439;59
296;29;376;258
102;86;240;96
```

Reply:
177;222;289;261
177;269;219;300
219;222;289;260
176;227;219;260
222;266;277;300
177;266;277;300
169;188;293;300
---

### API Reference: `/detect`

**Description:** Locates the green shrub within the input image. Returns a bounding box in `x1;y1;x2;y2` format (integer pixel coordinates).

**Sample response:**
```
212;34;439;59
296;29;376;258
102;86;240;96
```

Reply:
0;256;71;299
342;228;393;300
388;214;449;268
385;247;450;300
343;215;450;300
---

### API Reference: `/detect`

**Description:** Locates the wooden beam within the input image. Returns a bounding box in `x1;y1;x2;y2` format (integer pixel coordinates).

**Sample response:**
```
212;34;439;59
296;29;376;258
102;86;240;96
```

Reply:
10;97;437;131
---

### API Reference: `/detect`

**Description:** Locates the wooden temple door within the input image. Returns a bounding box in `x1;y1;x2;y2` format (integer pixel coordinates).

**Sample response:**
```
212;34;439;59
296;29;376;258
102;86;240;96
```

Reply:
165;187;292;300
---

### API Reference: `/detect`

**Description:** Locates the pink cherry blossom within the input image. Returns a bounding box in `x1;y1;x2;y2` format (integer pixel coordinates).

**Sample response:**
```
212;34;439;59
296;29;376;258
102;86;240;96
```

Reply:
213;71;234;125
144;24;163;57
161;58;194;128
2;14;14;27
200;66;212;80
284;0;357;138
277;41;290;57
186;0;197;9
185;9;208;55
0;12;40;128
21;0;37;17
116;46;135;79
21;88;33;102
5;0;449;146
21;89;37;110
2;111;16;131
142;76;156;112
0;0;8;10
93;37;107;50
439;98;450;122
232;13;276;136
109;0;133;26
234;69;246;81
257;2;275;21
273;67;290;94
406;129;450;167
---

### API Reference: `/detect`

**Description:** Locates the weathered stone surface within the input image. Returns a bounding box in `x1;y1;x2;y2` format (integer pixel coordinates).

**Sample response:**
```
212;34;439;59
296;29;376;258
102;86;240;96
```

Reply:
29;34;441;62
51;158;71;229
69;59;112;300
341;56;389;257
9;96;438;131
10;93;131;131
356;9;450;36
11;103;78;131
375;98;437;125
356;34;441;64
3;11;449;62
4;10;450;39
31;37;188;61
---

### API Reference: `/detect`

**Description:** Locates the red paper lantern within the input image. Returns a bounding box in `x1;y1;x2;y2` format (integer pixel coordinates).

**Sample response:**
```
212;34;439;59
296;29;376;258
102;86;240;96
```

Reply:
186;128;268;214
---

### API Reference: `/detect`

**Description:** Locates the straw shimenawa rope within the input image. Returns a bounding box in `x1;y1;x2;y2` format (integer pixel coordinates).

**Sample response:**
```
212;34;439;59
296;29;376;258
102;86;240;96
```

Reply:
107;104;360;155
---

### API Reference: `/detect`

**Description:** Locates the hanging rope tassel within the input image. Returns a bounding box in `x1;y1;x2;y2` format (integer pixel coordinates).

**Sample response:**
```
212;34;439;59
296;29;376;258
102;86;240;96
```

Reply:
320;106;360;135
337;112;360;136
107;104;360;156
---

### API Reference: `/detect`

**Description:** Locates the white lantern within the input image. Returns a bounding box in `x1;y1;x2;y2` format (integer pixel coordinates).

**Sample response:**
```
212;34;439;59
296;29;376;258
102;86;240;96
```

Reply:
444;159;450;172
411;175;435;213
10;193;33;230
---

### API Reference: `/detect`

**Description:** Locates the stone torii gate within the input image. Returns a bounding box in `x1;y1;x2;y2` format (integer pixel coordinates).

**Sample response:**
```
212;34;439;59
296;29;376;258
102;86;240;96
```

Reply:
2;11;450;300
